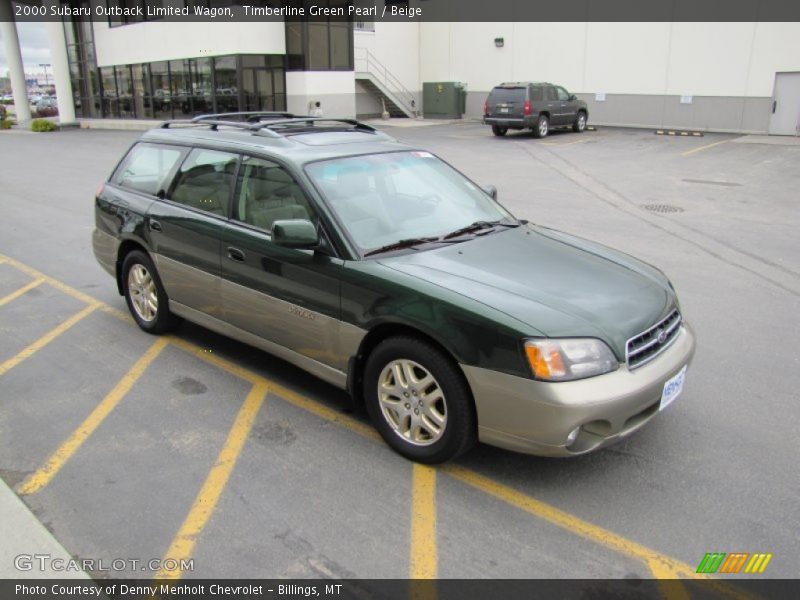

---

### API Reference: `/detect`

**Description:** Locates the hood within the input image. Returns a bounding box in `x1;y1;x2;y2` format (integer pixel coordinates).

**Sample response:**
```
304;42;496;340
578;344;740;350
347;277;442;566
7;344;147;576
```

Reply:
378;224;675;359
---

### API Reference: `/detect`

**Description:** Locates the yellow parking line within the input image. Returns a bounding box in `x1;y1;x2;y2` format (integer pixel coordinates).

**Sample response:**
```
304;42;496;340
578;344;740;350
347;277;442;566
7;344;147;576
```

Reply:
17;338;169;495
169;336;381;443
155;381;269;580
682;139;729;157
0;303;99;378
0;255;756;597
410;464;438;580
0;277;45;307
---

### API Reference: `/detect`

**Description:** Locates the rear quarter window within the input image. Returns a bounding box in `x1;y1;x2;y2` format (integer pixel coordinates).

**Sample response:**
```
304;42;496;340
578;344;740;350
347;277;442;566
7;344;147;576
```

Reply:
113;143;184;197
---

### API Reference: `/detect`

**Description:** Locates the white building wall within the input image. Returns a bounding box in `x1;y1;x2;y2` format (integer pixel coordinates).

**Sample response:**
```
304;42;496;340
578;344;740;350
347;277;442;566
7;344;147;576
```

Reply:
418;22;800;131
93;21;286;66
285;71;355;118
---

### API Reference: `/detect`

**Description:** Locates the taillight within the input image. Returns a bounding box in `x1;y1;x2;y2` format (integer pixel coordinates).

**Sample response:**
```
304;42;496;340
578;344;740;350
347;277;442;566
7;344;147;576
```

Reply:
524;100;532;116
483;99;489;115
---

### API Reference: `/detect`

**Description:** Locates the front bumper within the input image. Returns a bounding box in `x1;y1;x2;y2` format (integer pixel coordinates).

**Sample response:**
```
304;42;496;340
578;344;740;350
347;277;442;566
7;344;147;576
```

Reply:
461;324;696;456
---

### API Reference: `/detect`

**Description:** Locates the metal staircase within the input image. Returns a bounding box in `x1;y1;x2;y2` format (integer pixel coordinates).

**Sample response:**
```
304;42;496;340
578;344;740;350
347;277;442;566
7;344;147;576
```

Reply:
354;48;417;119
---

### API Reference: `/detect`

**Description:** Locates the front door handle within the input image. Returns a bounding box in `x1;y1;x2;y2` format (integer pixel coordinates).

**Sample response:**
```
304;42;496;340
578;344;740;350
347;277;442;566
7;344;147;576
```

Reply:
149;219;162;232
227;247;245;262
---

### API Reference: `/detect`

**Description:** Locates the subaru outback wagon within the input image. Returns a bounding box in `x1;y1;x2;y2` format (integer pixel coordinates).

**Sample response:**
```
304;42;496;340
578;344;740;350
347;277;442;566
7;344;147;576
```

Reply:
93;113;694;463
484;81;589;138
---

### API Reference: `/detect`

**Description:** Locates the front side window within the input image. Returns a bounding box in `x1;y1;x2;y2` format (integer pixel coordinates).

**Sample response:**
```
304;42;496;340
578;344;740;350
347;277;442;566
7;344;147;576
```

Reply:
233;156;315;232
305;152;514;254
114;143;183;196
168;149;238;216
556;87;570;101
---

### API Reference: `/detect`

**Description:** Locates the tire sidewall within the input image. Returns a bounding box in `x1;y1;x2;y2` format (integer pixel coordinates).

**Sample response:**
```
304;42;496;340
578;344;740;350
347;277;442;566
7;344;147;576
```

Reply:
364;336;476;463
122;250;173;333
534;115;549;138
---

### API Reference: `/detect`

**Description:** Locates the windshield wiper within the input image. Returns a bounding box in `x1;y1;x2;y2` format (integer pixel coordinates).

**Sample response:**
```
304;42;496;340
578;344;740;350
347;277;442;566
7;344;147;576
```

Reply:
363;237;441;257
442;219;519;240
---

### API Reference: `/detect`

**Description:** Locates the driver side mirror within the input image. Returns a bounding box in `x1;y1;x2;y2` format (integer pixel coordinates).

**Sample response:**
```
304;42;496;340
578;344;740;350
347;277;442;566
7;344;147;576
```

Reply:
271;219;319;249
482;185;498;201
569;94;577;101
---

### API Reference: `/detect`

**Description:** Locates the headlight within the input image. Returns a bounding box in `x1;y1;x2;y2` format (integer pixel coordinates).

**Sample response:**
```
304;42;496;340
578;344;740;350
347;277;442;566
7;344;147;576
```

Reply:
524;338;619;382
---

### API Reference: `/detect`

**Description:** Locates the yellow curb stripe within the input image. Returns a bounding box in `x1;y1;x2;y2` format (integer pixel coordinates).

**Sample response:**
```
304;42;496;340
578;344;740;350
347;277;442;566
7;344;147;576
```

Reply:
0;277;45;307
682;139;729;157
17;338;169;495
0;303;99;377
410;464;438;580
155;381;269;580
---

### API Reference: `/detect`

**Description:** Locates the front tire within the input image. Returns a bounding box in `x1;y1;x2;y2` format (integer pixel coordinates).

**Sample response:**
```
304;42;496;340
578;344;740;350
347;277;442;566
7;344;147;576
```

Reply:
491;125;508;136
532;114;549;138
364;336;477;463
122;250;178;334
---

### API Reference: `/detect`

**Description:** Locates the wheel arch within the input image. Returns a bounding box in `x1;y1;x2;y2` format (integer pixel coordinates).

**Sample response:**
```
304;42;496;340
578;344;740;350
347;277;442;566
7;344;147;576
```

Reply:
347;321;472;410
115;238;150;295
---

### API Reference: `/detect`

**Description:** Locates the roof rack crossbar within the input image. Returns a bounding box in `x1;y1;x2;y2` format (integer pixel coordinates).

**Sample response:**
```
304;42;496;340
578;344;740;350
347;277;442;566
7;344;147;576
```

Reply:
191;111;296;123
252;118;379;134
160;119;261;132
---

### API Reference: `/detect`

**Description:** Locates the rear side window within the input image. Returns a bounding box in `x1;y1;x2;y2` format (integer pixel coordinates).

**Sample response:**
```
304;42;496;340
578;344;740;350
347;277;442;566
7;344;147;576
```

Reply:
168;148;239;216
489;87;526;103
545;86;558;101
531;86;544;101
113;143;184;197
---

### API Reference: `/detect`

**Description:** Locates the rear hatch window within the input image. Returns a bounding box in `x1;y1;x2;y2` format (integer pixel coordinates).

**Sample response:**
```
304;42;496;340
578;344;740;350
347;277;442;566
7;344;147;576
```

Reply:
488;87;526;117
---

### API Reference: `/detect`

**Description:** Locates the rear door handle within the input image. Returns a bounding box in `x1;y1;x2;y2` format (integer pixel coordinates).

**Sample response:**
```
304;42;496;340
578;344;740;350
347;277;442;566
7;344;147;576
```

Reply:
227;247;245;262
149;219;162;232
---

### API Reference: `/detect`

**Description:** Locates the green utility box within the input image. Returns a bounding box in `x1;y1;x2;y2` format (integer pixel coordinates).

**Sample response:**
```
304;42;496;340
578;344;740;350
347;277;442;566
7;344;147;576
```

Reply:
423;82;467;119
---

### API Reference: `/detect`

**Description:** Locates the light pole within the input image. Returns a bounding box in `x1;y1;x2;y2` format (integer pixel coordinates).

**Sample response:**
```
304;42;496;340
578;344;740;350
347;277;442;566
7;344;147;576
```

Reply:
39;63;51;89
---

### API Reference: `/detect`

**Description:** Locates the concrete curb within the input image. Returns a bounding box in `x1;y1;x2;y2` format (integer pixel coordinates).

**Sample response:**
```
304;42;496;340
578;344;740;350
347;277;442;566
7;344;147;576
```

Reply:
0;478;90;579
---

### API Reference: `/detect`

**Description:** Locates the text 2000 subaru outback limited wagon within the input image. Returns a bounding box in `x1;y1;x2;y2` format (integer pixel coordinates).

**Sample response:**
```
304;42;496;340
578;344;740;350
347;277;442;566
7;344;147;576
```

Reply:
93;114;696;463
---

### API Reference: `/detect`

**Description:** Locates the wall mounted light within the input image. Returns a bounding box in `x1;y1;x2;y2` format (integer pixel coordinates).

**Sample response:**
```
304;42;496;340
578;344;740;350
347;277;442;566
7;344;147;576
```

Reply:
494;37;504;48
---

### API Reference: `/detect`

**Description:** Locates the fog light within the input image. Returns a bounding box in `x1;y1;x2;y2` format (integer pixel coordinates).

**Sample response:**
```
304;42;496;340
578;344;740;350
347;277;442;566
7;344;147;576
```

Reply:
566;427;581;446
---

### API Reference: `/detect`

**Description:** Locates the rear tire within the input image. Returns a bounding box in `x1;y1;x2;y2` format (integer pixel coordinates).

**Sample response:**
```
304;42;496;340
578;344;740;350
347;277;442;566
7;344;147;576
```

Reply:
491;125;508;136
573;111;587;133
122;250;179;334
364;336;477;463
532;114;549;138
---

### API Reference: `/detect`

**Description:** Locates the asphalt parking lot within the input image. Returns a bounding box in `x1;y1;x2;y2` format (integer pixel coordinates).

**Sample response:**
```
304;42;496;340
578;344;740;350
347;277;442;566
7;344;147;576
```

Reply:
1;122;798;592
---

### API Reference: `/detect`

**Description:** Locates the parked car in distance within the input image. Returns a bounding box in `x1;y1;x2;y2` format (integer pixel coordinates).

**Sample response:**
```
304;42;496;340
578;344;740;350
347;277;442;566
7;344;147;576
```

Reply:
484;81;589;138
0;103;6;121
93;112;694;463
36;95;57;110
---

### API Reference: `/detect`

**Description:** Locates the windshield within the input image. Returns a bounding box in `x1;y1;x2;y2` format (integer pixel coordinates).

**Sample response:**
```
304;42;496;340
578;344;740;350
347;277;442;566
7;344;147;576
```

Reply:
305;151;515;254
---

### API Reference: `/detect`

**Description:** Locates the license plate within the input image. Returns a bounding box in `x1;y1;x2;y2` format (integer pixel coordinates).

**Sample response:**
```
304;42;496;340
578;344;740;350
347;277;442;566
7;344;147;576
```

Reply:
499;107;509;113
660;366;687;411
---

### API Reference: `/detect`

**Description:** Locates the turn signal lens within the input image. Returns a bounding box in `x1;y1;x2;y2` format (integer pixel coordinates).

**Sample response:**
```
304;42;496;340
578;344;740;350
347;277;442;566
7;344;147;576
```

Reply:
524;339;619;382
525;342;567;379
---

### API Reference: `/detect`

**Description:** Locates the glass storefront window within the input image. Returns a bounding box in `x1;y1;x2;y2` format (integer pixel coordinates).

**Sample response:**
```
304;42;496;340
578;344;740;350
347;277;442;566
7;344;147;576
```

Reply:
115;65;135;118
191;58;213;116
150;61;171;120
131;64;152;119
213;56;239;114
100;67;119;118
170;59;192;118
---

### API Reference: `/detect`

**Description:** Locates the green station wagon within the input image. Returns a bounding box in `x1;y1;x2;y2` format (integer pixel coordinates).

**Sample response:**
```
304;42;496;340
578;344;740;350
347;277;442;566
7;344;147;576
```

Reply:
93;113;695;463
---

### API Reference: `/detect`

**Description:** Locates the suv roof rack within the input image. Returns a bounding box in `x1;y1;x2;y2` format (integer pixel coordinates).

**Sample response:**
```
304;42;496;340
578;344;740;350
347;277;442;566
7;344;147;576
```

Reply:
159;116;380;138
192;111;297;123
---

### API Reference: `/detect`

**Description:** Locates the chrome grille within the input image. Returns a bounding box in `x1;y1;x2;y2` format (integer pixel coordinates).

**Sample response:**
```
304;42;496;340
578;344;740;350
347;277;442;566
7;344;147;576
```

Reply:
626;309;682;369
